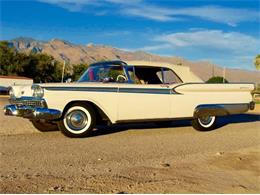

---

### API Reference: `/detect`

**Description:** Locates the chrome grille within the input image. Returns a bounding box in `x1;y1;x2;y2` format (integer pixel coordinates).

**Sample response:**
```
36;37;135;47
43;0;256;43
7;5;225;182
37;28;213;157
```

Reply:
9;97;47;108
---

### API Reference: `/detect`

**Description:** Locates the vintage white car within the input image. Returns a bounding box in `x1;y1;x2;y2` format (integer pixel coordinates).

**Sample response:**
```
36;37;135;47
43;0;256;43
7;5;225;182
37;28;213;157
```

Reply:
4;60;255;137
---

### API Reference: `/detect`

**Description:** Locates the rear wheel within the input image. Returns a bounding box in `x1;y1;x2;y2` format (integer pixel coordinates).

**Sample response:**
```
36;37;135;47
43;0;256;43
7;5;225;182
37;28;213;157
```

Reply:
31;120;58;132
58;103;96;138
192;116;216;131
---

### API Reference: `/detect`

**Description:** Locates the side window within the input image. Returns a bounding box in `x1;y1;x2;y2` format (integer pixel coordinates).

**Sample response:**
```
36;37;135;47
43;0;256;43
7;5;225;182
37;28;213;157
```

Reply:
156;70;163;83
125;66;138;83
162;68;182;84
125;66;182;84
78;65;127;83
134;67;163;84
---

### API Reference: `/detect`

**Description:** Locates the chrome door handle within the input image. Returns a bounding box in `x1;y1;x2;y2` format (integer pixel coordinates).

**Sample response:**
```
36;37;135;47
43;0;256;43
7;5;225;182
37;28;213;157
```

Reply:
160;85;170;88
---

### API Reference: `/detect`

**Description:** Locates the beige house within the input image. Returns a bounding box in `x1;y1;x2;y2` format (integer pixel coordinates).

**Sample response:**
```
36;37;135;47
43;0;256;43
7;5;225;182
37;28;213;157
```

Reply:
0;76;33;92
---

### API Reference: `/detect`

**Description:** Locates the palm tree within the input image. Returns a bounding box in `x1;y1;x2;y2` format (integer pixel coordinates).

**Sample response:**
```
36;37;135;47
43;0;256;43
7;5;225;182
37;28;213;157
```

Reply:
255;54;260;70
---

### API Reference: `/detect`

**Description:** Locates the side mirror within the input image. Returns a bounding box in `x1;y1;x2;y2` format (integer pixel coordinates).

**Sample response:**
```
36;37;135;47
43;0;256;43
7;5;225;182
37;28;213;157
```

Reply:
66;78;72;83
102;77;114;83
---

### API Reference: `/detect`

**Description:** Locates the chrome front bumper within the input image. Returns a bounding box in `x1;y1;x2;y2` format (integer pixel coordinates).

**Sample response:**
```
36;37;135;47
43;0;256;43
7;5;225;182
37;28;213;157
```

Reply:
4;105;62;120
4;97;62;120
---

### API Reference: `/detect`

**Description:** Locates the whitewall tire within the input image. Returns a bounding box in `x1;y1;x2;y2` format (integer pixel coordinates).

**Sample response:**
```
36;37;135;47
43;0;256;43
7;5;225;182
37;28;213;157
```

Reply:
192;116;217;131
58;103;96;138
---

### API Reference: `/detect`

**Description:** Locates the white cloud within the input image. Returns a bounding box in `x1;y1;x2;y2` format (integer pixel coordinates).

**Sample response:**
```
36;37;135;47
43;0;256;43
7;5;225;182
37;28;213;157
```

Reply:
125;5;259;25
38;0;259;26
137;43;172;51
153;30;259;53
105;0;141;4
38;0;99;12
38;0;97;5
171;6;259;27
38;0;141;9
122;5;180;22
134;30;260;69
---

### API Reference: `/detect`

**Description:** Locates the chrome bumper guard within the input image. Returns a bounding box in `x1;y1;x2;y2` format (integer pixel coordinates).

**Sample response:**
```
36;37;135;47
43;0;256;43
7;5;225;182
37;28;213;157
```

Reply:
194;101;255;118
4;104;61;120
4;97;61;120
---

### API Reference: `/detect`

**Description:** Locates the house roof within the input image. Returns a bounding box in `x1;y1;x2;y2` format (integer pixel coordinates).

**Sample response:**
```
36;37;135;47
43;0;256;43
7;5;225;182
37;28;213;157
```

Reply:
0;75;33;80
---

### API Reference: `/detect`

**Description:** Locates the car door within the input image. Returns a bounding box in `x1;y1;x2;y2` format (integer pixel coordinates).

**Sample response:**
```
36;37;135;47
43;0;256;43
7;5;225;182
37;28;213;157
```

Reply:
116;66;171;122
116;84;171;121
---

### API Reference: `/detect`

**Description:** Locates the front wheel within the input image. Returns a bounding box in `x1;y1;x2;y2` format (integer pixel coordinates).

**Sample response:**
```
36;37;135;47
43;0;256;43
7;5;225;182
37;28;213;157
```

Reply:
58;103;96;138
191;116;216;131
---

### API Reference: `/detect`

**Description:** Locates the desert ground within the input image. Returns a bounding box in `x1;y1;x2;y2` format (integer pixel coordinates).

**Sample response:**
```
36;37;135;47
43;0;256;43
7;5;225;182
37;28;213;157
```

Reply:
0;96;259;193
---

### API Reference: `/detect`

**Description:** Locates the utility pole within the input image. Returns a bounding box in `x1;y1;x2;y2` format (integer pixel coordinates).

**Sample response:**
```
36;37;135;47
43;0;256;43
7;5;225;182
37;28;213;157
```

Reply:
223;67;226;83
59;53;69;83
212;64;215;77
61;60;65;83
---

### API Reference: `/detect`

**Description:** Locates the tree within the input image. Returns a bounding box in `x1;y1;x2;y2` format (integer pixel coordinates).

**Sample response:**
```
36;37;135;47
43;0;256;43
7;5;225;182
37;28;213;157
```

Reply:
72;63;88;81
0;41;23;75
255;54;260;70
25;53;63;83
0;41;63;82
206;76;228;83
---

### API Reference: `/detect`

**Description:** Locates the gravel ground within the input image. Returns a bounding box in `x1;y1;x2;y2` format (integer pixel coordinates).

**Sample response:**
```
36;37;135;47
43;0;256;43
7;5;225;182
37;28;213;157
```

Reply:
0;97;260;193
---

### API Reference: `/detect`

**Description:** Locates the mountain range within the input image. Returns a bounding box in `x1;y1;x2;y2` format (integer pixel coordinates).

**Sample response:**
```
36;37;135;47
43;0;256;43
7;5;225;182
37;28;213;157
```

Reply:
6;37;260;83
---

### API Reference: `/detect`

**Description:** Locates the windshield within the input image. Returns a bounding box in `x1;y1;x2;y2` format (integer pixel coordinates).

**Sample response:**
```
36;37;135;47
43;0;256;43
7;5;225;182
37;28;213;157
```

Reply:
78;64;127;83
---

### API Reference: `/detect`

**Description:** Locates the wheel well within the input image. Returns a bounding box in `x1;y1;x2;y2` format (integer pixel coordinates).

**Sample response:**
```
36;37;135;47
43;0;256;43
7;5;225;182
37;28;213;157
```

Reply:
62;101;111;124
194;104;228;118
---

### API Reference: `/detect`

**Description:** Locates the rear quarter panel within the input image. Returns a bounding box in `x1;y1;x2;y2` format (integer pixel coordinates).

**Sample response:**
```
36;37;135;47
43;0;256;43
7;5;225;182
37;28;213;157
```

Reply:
170;83;254;118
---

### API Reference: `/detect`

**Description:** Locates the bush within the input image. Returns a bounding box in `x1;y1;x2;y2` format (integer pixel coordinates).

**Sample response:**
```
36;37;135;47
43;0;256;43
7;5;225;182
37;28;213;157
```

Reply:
72;64;88;81
206;76;228;83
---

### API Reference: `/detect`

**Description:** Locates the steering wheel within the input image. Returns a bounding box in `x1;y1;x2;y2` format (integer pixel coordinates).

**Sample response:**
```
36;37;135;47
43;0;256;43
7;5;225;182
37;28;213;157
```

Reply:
116;75;127;82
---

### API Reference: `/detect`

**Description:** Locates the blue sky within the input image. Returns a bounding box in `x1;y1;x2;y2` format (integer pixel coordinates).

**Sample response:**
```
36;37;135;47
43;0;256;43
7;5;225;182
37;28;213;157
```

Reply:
0;0;259;70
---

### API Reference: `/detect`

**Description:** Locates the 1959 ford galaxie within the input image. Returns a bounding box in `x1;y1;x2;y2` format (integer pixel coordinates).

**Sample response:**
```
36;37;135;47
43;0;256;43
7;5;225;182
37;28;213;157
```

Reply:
4;60;255;137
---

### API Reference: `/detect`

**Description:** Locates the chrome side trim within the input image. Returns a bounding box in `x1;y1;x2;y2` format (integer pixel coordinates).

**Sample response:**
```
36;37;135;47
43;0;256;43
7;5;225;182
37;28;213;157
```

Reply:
44;87;118;93
118;88;171;94
193;102;253;118
44;86;175;94
115;117;193;124
4;105;61;120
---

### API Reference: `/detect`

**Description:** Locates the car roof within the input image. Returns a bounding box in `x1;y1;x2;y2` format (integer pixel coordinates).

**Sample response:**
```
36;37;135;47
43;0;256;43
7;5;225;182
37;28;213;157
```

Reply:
90;60;178;68
89;60;203;82
89;60;126;67
125;61;202;82
125;60;174;68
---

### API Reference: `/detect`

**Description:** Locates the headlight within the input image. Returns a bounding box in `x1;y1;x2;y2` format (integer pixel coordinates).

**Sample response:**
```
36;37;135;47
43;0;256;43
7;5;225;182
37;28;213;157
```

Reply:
9;87;15;98
31;85;44;98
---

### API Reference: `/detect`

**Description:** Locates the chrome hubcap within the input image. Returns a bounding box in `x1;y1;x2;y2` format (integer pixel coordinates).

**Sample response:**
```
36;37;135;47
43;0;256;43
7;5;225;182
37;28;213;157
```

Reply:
198;116;213;125
66;110;88;130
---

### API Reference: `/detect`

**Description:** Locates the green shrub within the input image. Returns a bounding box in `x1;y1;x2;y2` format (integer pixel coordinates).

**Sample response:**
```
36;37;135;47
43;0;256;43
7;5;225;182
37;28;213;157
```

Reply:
206;76;228;83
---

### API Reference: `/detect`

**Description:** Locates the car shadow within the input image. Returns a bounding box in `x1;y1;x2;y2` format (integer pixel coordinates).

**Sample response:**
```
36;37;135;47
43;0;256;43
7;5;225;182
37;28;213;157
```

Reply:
91;113;260;137
216;113;260;128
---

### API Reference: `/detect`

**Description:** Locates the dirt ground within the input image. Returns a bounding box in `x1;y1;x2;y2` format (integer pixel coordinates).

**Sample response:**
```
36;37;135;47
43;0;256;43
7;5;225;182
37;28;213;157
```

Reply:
0;96;260;193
